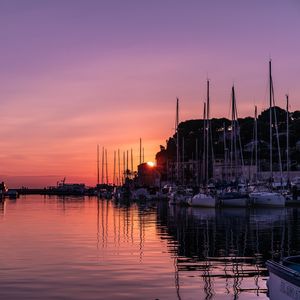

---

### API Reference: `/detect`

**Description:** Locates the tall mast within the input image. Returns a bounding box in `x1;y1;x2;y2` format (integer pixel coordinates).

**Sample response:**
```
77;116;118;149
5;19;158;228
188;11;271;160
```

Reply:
131;148;133;178
223;122;227;182
202;102;206;184
139;138;142;166
176;98;180;183
182;136;185;186
230;86;235;180
101;146;104;184
123;151;125;183
113;150;116;185
206;80;209;184
195;139;199;187
286;94;290;180
269;60;273;179
255;106;258;180
97;144;100;185
105;149;108;184
118;149;120;186
126;150;129;178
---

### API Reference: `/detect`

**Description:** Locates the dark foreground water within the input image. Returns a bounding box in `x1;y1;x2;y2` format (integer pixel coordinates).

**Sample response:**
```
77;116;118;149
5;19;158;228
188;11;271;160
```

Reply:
0;195;299;300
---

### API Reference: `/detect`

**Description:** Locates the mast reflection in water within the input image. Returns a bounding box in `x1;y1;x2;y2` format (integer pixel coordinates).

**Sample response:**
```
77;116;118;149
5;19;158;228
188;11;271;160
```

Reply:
0;195;299;299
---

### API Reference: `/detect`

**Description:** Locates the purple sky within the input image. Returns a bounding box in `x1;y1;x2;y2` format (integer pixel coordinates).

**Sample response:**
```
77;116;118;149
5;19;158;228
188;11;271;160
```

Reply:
0;0;299;187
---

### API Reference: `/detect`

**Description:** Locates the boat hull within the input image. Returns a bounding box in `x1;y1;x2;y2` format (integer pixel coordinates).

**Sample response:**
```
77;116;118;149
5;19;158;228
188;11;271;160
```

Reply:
267;260;300;300
188;194;216;207
250;192;285;207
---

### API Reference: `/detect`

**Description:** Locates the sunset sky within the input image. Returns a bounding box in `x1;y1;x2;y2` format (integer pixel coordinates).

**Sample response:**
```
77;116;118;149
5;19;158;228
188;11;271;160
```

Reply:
0;0;300;187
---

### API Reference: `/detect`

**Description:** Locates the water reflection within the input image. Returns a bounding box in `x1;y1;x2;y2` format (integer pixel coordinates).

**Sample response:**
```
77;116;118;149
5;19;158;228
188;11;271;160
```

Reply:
0;196;300;299
158;203;300;299
0;200;5;216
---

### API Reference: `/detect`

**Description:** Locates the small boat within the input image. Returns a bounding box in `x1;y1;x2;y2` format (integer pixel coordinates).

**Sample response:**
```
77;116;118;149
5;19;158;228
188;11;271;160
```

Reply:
188;192;216;207
6;189;19;199
267;256;300;300
250;191;285;207
169;188;192;206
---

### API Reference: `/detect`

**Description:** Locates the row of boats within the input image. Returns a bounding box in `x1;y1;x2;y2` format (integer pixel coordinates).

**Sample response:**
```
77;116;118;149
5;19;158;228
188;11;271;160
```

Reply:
167;185;288;207
108;179;300;208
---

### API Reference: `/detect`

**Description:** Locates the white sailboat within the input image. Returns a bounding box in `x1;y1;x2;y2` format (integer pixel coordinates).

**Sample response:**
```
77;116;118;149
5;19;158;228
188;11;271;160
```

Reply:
250;60;285;207
219;85;249;207
188;192;216;207
191;80;217;207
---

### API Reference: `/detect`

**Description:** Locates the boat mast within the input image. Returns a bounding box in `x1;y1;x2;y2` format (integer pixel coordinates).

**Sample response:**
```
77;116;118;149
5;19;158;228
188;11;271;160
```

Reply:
206;80;210;184
176;98;180;183
101;146;104;184
131;148;133;178
255;106;258;181
230;86;236;179
123;151;125;184
97;144;100;185
113;150;116;185
202;102;206;184
182;136;185;186
105;149;108;184
139;138;142;166
269;60;273;180
126;150;129;178
223;122;227;182
118;149;120;186
286;94;290;180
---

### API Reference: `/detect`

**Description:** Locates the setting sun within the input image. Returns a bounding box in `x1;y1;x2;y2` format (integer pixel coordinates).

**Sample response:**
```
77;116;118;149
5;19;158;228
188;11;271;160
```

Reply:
146;161;155;167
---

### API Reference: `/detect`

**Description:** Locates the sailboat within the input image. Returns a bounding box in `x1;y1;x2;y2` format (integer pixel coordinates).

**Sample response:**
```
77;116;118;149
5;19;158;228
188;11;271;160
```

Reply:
189;80;216;208
219;85;249;207
168;98;192;206
249;61;285;207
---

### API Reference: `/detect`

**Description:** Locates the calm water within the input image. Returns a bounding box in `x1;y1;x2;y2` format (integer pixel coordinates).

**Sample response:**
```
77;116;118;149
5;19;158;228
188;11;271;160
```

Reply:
0;195;300;300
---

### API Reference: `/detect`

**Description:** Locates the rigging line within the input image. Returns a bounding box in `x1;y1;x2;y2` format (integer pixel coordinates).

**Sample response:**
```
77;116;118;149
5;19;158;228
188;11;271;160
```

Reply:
271;78;283;178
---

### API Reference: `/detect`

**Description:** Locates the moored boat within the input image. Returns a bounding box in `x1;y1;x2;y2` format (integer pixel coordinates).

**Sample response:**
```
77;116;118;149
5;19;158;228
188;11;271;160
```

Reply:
169;187;192;206
6;189;19;199
267;256;300;300
188;192;216;207
250;191;285;207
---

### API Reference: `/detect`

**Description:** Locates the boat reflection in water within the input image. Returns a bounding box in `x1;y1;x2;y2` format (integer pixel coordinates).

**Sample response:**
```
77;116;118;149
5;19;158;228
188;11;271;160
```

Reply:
165;204;300;299
0;200;5;216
